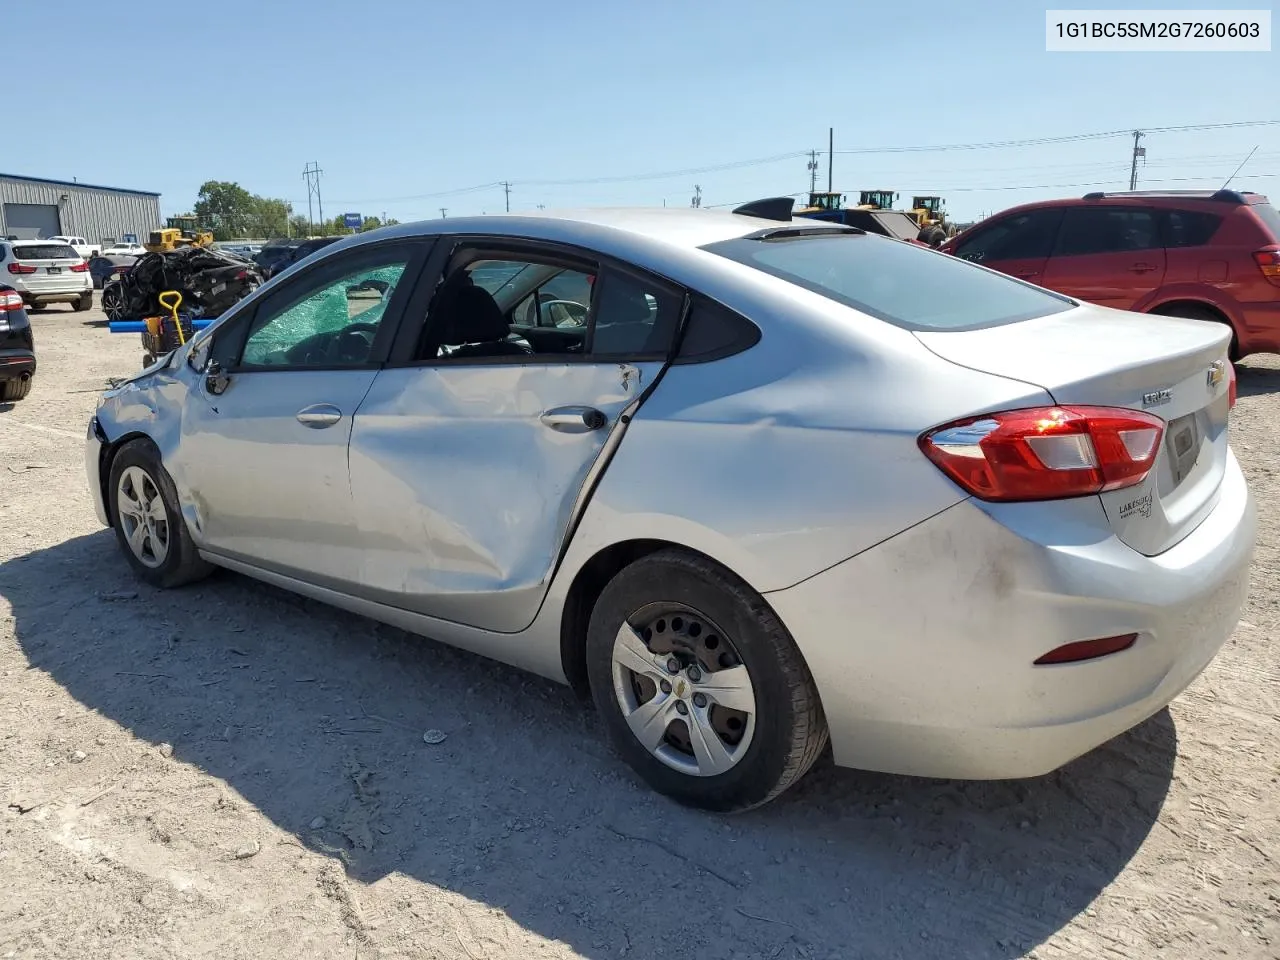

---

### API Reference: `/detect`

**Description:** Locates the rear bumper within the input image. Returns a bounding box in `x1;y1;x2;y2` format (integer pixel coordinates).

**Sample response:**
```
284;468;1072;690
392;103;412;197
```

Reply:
0;349;35;381
766;450;1256;779
1239;298;1280;354
13;278;92;302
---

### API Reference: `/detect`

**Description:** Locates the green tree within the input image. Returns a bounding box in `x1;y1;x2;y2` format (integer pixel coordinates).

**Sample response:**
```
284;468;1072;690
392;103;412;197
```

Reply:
251;197;293;239
193;181;256;240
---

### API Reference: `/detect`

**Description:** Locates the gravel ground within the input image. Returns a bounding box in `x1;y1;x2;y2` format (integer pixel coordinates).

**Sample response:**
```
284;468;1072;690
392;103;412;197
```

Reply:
1;297;1277;960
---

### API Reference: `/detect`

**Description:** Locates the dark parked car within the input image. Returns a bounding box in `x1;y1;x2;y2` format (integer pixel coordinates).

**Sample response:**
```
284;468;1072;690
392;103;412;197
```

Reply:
88;254;138;289
0;284;35;401
256;236;342;279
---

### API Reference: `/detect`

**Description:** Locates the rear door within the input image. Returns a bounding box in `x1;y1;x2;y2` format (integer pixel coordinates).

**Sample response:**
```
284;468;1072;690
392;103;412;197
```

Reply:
1040;206;1166;308
348;239;684;633
9;242;85;292
950;208;1062;284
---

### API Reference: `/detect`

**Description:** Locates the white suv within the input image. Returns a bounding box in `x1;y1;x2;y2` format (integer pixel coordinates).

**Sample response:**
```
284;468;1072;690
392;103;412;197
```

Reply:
1;240;93;311
50;235;101;259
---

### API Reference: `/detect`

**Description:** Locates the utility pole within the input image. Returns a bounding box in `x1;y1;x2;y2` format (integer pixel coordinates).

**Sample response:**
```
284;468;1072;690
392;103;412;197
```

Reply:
302;161;323;235
828;127;834;193
807;149;819;195
691;184;702;208
439;208;447;219
1128;131;1145;191
501;181;511;213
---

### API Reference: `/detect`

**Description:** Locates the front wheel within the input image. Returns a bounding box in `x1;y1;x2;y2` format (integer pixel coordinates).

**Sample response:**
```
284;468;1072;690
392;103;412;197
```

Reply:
102;284;126;321
108;439;214;588
586;549;828;812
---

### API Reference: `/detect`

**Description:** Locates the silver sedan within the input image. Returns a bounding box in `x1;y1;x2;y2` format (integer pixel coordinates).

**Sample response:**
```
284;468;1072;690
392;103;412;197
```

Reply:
85;202;1256;811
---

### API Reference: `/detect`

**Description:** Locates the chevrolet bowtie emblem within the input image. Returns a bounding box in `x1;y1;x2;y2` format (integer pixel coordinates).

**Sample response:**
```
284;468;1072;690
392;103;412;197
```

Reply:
1207;360;1226;388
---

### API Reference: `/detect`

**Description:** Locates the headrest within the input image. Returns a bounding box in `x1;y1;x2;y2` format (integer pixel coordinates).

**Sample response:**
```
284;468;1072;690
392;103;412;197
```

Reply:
437;283;511;345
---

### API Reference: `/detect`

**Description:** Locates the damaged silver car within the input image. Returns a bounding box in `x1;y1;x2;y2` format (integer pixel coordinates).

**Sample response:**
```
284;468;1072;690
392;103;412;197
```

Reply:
86;205;1254;811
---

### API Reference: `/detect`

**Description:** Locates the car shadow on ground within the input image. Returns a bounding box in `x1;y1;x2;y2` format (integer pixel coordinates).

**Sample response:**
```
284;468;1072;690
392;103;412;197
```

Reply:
1234;361;1280;399
5;532;1177;960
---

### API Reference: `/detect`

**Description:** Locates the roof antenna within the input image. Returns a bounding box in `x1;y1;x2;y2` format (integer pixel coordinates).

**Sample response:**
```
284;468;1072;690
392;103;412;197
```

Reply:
1221;145;1258;190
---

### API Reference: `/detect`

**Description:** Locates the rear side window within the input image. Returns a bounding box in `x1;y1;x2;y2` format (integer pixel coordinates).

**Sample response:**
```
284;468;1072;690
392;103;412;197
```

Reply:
673;298;761;364
1164;210;1222;247
704;233;1072;332
953;209;1062;262
12;244;78;260
1056;208;1159;256
1251;202;1280;240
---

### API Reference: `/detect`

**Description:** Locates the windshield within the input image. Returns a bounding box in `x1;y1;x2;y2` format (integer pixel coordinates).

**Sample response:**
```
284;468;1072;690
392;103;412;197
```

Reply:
704;232;1073;331
13;244;79;260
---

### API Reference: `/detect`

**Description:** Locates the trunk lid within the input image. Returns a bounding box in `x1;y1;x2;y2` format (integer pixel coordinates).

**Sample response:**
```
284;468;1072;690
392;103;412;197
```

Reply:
915;303;1233;555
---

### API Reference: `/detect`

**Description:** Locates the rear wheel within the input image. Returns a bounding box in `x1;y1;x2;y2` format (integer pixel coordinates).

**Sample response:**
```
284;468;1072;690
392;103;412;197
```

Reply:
102;284;126;321
75;292;92;312
108;439;214;588
0;377;31;402
586;549;828;812
1151;304;1239;360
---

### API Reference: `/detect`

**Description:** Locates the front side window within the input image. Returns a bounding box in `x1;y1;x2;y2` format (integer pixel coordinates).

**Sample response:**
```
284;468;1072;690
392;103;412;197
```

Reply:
1056;208;1159;256
705;232;1072;332
954;209;1062;262
240;257;407;367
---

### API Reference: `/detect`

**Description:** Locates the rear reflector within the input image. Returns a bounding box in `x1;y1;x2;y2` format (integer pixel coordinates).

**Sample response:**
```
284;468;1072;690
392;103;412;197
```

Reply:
1228;362;1237;409
6;263;36;275
920;406;1165;502
1254;245;1280;286
69;261;89;273
1034;633;1138;665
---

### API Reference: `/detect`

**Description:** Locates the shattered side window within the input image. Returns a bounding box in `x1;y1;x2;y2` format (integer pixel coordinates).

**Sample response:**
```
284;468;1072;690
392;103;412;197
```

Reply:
241;260;408;367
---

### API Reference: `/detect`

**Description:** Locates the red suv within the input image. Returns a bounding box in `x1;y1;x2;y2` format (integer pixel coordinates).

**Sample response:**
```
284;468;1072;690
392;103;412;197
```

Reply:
941;190;1280;359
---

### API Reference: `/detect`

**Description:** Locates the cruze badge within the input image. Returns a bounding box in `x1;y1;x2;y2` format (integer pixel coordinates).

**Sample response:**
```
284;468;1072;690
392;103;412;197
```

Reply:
1142;388;1172;408
1207;360;1226;389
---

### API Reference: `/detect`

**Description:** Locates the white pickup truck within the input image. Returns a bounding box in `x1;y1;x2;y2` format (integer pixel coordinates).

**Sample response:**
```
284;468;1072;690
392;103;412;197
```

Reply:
49;235;100;259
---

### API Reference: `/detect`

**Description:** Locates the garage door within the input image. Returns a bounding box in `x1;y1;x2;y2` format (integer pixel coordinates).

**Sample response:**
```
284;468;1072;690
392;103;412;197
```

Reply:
3;203;61;240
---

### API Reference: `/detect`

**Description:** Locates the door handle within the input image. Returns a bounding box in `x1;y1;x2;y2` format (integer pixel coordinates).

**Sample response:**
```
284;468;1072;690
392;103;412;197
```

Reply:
296;403;343;428
540;406;608;433
1129;263;1158;273
1014;272;1040;280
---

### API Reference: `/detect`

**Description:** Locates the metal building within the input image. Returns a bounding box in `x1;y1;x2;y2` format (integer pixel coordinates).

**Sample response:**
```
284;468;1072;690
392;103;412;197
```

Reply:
0;173;161;247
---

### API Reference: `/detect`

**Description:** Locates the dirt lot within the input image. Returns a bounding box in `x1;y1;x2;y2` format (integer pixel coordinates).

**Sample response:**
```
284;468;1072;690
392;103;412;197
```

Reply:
1;297;1278;960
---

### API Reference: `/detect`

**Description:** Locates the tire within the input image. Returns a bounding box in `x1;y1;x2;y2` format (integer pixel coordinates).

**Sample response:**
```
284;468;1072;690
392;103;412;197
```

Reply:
0;377;31;402
107;439;214;589
586;548;828;812
75;292;93;312
102;284;126;321
1151;304;1239;360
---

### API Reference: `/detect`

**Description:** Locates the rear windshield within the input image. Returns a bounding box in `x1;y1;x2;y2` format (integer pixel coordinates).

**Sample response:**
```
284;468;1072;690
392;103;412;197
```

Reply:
704;232;1073;331
13;244;78;260
1252;201;1280;240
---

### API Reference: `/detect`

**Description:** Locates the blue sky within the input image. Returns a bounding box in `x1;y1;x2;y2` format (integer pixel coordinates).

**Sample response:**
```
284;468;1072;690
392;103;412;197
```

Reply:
7;0;1278;222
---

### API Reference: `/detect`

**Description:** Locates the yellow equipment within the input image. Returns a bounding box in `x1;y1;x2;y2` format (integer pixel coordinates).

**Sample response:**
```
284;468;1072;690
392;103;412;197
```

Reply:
796;191;847;214
910;196;947;227
144;215;214;253
857;190;898;210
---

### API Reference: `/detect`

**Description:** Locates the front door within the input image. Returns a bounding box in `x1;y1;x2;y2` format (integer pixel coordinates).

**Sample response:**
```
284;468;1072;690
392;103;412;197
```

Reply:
176;241;425;586
951;208;1062;285
349;245;683;632
1040;206;1167;308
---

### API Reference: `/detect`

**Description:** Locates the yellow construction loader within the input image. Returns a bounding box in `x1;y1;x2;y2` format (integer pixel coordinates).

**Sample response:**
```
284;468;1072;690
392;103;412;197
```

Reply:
144;216;214;253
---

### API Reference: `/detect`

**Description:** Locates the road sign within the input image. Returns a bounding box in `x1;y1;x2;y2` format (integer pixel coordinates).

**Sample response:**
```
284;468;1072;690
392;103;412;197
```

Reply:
343;213;362;229
122;233;137;244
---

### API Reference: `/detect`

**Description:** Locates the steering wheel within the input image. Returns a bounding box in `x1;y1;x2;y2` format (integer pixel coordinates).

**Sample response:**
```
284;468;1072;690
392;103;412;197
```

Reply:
332;322;378;362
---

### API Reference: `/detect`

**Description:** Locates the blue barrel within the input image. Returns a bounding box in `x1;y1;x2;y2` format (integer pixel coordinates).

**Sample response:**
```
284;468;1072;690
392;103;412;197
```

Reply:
109;318;215;334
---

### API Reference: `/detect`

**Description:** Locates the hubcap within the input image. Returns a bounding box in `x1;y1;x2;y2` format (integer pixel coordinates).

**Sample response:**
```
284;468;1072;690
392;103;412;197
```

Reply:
116;466;170;568
611;604;757;778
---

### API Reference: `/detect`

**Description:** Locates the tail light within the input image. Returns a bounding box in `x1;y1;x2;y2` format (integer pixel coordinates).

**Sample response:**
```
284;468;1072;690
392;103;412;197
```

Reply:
919;406;1165;502
0;290;23;311
69;261;89;273
235;270;248;280
6;262;36;275
1254;245;1280;286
